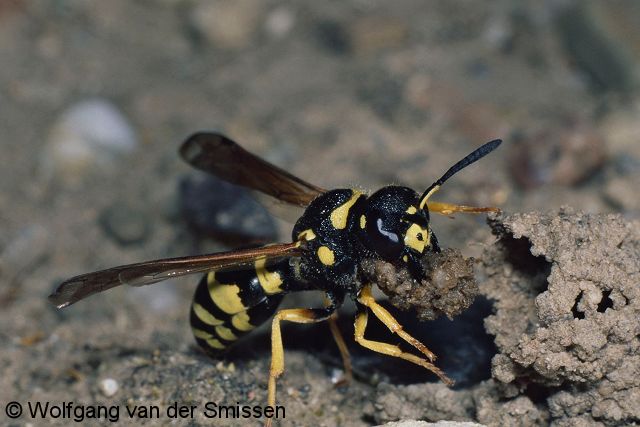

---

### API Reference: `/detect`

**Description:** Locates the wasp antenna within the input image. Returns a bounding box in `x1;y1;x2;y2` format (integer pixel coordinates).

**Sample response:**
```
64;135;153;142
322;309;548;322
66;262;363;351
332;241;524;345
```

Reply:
419;139;502;209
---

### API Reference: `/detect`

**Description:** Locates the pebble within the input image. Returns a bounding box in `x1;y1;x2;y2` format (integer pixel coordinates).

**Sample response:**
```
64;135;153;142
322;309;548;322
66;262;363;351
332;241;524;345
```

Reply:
42;99;137;185
264;7;295;39
99;378;119;397
99;203;152;246
189;0;263;50
179;173;278;245
330;368;345;385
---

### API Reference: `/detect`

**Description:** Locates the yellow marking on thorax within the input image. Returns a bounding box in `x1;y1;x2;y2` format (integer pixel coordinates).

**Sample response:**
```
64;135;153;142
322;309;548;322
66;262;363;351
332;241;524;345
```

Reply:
297;229;316;241
255;258;283;294
231;311;254;332
406;205;417;214
404;223;430;253
330;191;362;230
317;246;335;266
208;282;245;314
193;303;224;326
215;325;238;341
360;214;366;229
193;329;226;350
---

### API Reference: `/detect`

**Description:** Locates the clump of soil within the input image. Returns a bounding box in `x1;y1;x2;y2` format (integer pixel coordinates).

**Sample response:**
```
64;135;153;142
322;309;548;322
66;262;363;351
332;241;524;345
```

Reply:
361;248;478;321
373;209;640;426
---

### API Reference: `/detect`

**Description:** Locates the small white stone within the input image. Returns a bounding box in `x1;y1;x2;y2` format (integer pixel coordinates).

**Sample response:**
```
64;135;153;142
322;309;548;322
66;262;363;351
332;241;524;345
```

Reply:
189;0;263;49
42;98;138;185
264;7;295;38
330;368;344;384
100;378;119;397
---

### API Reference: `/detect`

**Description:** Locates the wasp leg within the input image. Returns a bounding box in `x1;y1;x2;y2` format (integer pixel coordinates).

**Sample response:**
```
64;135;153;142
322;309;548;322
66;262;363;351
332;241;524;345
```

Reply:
328;313;352;386
355;285;453;385
266;291;344;427
357;285;437;362
427;200;500;216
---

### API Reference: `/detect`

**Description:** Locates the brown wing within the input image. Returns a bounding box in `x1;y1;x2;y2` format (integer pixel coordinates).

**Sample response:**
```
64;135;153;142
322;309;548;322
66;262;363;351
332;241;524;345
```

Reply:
180;132;325;207
48;242;303;309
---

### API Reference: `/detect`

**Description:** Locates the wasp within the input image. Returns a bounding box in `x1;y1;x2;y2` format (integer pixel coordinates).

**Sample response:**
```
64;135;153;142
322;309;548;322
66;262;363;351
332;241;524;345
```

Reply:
49;133;501;425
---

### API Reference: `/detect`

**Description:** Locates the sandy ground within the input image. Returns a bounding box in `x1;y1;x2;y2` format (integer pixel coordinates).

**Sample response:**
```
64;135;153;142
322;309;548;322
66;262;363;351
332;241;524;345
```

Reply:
1;1;639;426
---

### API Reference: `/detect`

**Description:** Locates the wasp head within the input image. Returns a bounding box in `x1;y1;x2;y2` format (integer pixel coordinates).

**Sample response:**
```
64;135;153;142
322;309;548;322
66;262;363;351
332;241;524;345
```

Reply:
358;139;502;279
358;186;439;279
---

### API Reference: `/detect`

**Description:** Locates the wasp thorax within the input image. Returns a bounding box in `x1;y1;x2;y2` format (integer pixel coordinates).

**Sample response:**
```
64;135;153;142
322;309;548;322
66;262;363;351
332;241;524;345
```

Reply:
358;186;431;263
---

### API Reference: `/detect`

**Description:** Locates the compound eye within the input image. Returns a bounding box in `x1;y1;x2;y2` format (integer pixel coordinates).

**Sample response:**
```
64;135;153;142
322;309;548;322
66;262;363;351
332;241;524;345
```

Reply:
366;216;404;261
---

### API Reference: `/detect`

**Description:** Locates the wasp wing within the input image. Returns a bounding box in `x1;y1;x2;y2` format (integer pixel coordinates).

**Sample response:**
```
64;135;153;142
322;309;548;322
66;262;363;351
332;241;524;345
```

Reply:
180;132;326;207
48;242;303;309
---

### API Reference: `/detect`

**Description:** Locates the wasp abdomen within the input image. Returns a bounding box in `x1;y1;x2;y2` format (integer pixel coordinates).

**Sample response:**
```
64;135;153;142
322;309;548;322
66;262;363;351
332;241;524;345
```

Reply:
189;258;292;355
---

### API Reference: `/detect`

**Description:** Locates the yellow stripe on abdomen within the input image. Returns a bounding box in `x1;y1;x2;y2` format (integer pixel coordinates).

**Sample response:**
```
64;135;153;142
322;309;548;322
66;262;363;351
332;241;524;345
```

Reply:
255;258;283;295
215;325;238;341
231;311;254;332
193;303;225;326
208;282;245;314
192;328;226;350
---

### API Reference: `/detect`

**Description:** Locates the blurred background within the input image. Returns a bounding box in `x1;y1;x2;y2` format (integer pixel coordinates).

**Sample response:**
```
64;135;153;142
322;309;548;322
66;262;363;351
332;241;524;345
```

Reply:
1;0;639;425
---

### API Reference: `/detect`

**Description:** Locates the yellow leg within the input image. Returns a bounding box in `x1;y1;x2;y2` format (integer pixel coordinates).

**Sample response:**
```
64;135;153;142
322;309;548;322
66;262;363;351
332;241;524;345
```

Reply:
427;200;500;216
328;314;353;386
266;308;333;427
357;285;437;362
355;286;453;386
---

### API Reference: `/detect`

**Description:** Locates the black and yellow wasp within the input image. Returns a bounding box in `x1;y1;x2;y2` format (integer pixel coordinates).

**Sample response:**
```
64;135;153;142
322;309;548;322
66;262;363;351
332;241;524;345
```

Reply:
49;133;501;423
